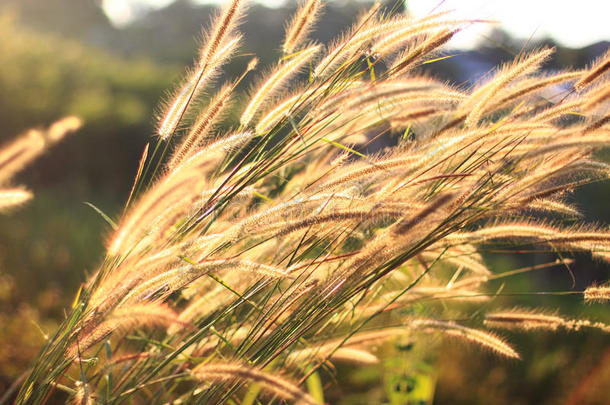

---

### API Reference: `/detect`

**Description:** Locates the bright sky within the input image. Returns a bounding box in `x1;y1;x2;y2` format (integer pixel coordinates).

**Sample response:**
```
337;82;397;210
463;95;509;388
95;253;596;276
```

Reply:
102;0;610;49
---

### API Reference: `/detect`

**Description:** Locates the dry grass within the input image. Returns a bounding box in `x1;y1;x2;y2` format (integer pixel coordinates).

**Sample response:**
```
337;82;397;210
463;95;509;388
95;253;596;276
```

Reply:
13;1;610;404
0;116;81;213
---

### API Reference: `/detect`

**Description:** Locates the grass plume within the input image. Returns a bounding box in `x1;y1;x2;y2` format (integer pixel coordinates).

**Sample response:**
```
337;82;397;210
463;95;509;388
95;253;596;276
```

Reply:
14;3;610;404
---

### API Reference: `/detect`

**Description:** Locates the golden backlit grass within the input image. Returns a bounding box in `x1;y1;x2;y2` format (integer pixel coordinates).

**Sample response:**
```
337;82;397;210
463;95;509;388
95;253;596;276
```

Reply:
14;1;610;404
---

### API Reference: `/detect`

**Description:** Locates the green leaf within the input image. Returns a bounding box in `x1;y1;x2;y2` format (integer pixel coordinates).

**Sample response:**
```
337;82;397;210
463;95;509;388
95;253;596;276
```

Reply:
306;371;325;404
321;138;366;158
83;201;117;230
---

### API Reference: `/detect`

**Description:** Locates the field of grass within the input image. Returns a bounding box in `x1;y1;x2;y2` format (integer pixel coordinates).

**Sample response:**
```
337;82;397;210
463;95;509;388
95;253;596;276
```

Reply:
1;1;609;404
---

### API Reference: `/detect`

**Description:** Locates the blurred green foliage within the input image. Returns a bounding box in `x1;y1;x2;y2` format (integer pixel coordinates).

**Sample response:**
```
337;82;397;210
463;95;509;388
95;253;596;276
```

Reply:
0;12;174;135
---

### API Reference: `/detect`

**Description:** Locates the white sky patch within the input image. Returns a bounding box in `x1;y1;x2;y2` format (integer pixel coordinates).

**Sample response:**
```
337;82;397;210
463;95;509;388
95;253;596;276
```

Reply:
102;0;610;49
102;0;175;27
407;0;610;49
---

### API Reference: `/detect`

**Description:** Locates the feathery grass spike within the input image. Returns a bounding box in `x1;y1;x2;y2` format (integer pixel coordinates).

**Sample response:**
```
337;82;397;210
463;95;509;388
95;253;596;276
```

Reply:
0;188;32;212
192;363;320;405
584;285;610;303
465;47;554;127
283;0;323;54
241;45;321;127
